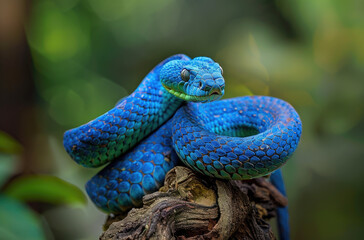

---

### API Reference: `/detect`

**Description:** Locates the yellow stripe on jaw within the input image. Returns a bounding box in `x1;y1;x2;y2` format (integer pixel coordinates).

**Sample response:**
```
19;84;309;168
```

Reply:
161;83;215;102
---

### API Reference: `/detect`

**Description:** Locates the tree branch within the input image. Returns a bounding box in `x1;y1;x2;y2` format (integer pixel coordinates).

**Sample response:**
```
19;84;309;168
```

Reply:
100;166;287;240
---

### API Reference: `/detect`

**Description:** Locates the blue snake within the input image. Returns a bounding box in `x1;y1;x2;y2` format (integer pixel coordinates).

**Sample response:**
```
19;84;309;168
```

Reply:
63;54;301;239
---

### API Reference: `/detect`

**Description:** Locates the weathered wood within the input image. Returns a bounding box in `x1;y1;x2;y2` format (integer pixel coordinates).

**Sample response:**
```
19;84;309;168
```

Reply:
100;166;287;240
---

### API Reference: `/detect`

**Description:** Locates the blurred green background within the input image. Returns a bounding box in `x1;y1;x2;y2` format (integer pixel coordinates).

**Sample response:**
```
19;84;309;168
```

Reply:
0;0;363;239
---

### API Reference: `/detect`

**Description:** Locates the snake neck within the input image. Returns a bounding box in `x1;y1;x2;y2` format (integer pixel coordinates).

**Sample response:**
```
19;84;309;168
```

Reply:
157;87;185;121
132;63;185;130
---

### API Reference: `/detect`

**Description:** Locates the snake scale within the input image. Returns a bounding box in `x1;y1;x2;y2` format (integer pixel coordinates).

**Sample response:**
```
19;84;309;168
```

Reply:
63;54;301;239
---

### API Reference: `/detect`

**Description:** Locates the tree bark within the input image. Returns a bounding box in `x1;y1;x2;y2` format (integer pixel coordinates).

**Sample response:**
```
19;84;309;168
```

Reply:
100;166;287;240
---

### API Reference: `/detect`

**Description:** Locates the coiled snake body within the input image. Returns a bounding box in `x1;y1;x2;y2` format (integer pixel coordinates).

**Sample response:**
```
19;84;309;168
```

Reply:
64;54;301;238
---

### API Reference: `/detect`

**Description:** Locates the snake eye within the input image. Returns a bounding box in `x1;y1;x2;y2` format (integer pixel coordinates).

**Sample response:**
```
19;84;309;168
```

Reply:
219;66;223;75
181;69;190;82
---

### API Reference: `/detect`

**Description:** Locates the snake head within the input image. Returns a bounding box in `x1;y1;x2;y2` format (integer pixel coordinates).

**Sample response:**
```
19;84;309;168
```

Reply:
160;56;225;102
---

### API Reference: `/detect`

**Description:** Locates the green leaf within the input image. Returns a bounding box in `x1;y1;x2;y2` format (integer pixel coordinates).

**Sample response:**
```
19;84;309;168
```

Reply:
0;195;46;240
3;175;87;206
0;154;18;188
0;130;22;154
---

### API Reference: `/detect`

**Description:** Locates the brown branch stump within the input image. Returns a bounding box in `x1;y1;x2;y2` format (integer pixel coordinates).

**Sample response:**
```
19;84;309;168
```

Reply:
100;166;287;240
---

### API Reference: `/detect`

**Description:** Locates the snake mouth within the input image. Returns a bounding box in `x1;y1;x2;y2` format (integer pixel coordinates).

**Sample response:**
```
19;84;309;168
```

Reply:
210;90;221;96
162;83;222;102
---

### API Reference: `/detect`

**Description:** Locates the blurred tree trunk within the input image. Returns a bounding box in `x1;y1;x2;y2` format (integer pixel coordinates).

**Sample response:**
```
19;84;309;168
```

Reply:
0;0;38;172
101;166;287;240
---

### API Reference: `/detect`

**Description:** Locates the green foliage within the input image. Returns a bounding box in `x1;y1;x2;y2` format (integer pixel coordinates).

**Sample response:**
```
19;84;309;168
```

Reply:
0;196;46;240
0;131;21;187
0;154;17;188
0;130;22;154
7;0;363;239
4;175;87;206
0;124;87;239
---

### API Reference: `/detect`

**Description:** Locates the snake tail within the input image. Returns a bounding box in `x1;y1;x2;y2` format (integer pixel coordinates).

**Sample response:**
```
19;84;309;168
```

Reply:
271;169;290;240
